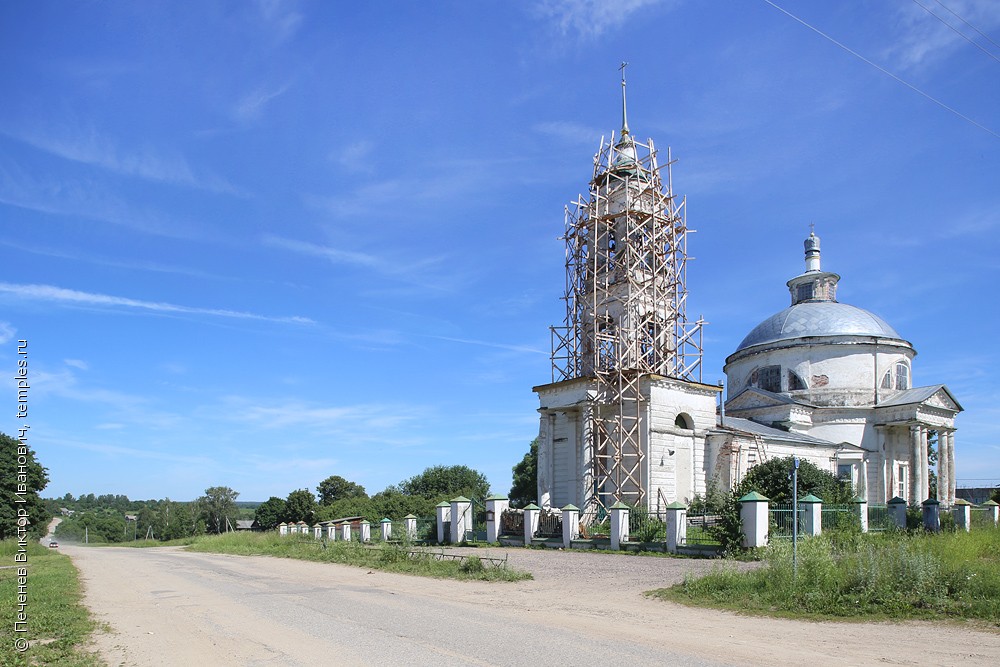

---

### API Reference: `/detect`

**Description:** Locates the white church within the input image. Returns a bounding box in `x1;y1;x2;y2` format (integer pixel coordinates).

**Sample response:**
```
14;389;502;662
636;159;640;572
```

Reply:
533;80;961;515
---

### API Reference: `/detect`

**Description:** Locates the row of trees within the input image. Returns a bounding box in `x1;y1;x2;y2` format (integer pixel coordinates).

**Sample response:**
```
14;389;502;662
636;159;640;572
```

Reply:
254;465;493;530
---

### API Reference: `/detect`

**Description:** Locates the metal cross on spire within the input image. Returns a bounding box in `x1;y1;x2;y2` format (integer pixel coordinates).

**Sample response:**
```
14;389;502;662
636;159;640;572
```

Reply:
619;61;630;136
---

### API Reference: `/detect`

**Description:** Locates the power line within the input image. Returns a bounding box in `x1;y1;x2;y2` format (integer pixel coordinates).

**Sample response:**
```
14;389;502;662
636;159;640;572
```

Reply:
911;0;1000;65
934;0;1000;52
760;0;999;139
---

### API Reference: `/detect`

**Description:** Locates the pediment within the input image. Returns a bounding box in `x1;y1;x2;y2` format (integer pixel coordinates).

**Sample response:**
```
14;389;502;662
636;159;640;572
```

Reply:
926;387;961;412
726;387;809;412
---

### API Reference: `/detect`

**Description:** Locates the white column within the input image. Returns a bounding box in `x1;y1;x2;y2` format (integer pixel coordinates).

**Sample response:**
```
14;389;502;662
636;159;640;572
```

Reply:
919;426;929;503
313;524;322;539
486;496;509;543
278;523;288;536
800;495;822;536
326;523;336;540
664;502;687;553
947;431;956;506
854;497;868;533
937;430;949;505
952;500;971;532
359;520;371;542
450;497;472;544
435;502;451;544
380;518;392;541
610;502;630;550
909;426;921;505
739;492;769;548
340;521;351;541
523;504;540;545
403;514;417;540
561;504;580;549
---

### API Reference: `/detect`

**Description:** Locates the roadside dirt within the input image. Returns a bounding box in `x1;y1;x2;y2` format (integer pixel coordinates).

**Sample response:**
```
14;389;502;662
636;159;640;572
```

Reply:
66;543;1000;666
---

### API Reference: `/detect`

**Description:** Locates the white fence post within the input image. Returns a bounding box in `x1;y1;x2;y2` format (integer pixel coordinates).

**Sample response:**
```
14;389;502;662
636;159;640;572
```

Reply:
523;504;540;545
278;522;288;536
404;514;418;540
800;494;822;536
326;523;336;541
313;524;323;539
664;502;687;553
435;502;451;544
340;521;351;542
738;492;769;548
485;495;509;543
888;496;907;529
952;499;971;532
561;504;580;548
380;518;392;541
360;520;371;542
985;500;1000;526
610;502;630;550
854;496;868;533
450;496;472;544
922;498;940;532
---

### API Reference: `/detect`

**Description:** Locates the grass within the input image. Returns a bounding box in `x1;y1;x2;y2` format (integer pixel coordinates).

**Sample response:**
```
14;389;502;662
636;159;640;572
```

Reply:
185;531;533;582
0;541;103;667
650;528;1000;625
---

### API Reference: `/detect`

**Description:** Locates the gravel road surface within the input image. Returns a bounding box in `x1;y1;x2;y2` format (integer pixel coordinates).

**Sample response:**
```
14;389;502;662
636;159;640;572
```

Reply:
65;544;1000;666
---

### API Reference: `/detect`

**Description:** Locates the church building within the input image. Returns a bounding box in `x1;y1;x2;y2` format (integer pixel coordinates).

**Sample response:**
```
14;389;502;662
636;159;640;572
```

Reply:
533;81;960;516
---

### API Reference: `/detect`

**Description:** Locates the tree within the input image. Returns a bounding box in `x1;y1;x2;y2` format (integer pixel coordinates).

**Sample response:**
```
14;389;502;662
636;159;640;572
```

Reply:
317;475;367;506
991;486;1000;505
283;488;317;525
509;438;538;508
736;456;853;504
197;486;239;534
0;431;50;540
399;465;490;502
254;496;287;530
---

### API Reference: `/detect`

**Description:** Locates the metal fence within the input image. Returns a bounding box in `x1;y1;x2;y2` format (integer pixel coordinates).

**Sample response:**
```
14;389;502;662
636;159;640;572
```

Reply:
537;509;562;537
971;506;998;528
867;504;892;532
686;510;723;546
628;509;666;543
769;503;800;539
500;508;523;536
821;504;858;531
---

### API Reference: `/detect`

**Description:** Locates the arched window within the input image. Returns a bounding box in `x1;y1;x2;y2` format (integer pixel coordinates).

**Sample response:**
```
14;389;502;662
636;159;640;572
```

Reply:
881;369;892;389
758;365;781;393
674;413;693;430
788;370;806;391
895;362;909;390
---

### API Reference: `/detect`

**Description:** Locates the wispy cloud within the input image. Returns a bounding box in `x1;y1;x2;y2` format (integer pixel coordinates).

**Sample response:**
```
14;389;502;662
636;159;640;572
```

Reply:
0;322;14;345
333;140;375;173
884;0;1000;72
533;120;602;147
64;359;89;371
234;81;292;123
255;0;303;43
429;335;547;356
0;282;314;325
263;235;450;291
533;0;676;39
4;124;239;194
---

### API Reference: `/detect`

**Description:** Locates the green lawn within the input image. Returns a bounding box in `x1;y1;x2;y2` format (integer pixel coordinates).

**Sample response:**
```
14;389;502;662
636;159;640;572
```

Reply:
650;528;1000;624
0;541;102;667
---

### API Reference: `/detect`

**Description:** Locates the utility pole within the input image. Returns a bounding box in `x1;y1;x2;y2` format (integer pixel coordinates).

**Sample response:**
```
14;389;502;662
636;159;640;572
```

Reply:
792;457;800;579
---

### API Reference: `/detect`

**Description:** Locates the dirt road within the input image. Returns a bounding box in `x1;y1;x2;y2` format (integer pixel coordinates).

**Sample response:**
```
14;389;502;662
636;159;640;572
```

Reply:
66;544;1000;666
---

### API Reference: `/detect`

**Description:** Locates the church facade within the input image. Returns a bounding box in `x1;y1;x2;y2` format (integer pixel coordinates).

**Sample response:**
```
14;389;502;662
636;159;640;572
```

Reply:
534;92;960;515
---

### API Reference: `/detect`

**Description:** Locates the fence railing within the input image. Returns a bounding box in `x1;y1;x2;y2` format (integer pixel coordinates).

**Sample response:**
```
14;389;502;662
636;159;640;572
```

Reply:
500;508;523;536
821;504;858;531
686;511;723;546
536;509;562;537
867;504;892;532
628;509;665;543
769;503;800;539
971;507;998;528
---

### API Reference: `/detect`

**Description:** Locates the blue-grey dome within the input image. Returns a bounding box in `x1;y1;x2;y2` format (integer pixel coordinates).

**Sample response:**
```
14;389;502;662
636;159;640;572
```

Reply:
735;302;902;352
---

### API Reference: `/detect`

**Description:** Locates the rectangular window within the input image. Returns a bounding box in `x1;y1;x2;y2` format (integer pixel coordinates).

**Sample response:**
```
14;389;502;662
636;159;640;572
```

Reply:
897;464;907;499
796;283;813;302
837;464;853;483
759;365;781;393
895;363;909;390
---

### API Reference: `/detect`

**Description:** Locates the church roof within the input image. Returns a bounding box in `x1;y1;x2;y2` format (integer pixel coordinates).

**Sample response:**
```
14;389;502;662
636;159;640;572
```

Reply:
716;415;836;447
735;301;903;352
877;384;964;411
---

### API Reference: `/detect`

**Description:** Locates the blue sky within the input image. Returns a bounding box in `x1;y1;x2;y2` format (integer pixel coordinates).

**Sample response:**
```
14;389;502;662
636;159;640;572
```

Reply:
2;0;998;502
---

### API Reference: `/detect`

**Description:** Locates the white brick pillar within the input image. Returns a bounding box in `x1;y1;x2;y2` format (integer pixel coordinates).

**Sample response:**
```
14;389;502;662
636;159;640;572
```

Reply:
340;521;351;541
359;520;371;542
985;500;1000;526
523;504;540;545
738;492;769;548
610;502;630;550
800;495;822;536
664;502;687;553
278;523;288;536
937;429;950;504
922;498;940;532
485;495;509;543
450;496;472;544
919;426;929;504
313;524;323;539
946;431;956;506
952;499;971;532
888;496;907;529
435;502;451;544
380;518;392;541
561;504;580;549
404;514;418;540
326;523;337;540
854;496;868;533
909;426;921;505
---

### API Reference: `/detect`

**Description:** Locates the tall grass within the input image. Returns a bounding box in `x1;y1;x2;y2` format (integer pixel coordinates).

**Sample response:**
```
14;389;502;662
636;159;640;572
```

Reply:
0;541;102;666
651;528;1000;623
186;531;531;582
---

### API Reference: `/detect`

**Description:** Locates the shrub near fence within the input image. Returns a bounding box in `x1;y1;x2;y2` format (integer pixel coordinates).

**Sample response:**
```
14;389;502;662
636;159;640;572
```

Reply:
821;504;859;532
686;510;723;546
867;504;892;532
